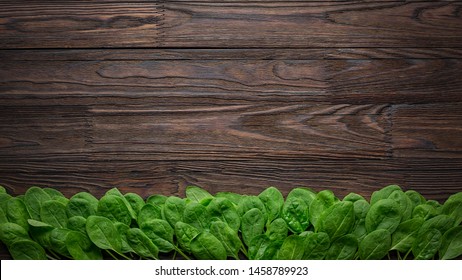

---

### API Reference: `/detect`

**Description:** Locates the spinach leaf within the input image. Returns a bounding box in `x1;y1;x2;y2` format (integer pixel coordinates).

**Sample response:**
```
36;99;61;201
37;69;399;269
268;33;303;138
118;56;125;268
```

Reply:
412;228;442;260
162;196;186;228
186;186;213;204
215;192;243;205
370;184;402;205
24;186;52;220
282;197;309;233
190;231;227;260
325;234;358;260
127;228;159;259
237;196;267;223
351;200;370;242
86;215;122;253
442;192;462;226
43;188;66;200
141;219;175;253
97;195;132;226
67;216;87;235
66;230;103;260
276;235;305;260
124;193;145;215
27;219;53;249
286;187;316;208
248;234;272;260
9;240;46;260
0;207;8;224
105;188;137;220
210;220;242;259
175;221;201;253
114;222;134;253
365;199;401;234
359;229;391;260
266;218;289;243
0;193;12;213
241;208;265;247
183;202;210;230
439;226;462;260
137;203;162;228
50;228;72;257
146;194;168;207
258;187;284;225
310;190;338;229
40;200;68;229
388;190;413;222
0;222;30;246
419;214;455;236
343;192;366;203
405;190;426;208
301;232;330;260
6;198;30;231
391;218;424;253
206;197;240;232
351;220;367;243
0;185;6;194
317;201;355;241
412;204;438;220
66;192;98;218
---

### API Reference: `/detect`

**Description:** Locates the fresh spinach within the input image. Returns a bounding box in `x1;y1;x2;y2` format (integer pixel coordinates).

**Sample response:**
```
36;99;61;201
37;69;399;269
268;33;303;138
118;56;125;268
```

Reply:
241;208;265;247
439;226;462;260
317;201;355;241
190;232;227;260
301;232;330;260
325;234;358;260
365;199;401;234
412;228;442;260
1;185;461;260
359;229;391;260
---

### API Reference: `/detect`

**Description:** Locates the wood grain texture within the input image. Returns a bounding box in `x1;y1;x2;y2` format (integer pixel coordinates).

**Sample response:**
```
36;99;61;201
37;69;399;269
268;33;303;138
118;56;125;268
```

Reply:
2;158;461;202
1;58;461;104
161;1;462;48
0;1;163;48
1;1;462;260
3;48;462;61
392;103;462;158
1;1;462;48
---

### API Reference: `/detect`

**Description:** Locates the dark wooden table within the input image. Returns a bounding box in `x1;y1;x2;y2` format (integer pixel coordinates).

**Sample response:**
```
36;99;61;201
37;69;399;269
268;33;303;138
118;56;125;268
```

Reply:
1;0;462;258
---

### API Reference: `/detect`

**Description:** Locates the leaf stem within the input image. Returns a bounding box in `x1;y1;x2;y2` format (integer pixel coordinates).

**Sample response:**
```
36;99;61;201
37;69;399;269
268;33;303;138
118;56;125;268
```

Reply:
116;251;132;260
403;249;412;260
174;246;191;260
240;245;249;259
105;250;119;260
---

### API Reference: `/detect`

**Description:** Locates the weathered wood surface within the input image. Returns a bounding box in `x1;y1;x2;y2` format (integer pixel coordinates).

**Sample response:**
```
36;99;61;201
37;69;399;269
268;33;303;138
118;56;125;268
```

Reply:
1;0;462;259
1;54;461;199
1;1;462;48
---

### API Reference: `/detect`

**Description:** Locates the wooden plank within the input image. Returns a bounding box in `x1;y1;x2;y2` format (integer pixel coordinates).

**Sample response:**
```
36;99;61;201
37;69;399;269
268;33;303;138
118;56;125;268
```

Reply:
392;103;462;158
1;2;462;48
2;48;462;61
1;59;461;104
160;1;462;48
0;102;391;160
1;158;461;202
0;1;163;48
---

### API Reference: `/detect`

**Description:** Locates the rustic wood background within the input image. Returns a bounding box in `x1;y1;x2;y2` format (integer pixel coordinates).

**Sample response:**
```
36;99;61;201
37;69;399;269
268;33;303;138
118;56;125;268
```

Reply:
1;0;462;255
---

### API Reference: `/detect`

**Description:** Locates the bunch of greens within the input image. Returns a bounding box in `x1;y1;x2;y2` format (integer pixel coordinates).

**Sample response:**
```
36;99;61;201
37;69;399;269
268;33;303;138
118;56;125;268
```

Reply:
0;184;461;260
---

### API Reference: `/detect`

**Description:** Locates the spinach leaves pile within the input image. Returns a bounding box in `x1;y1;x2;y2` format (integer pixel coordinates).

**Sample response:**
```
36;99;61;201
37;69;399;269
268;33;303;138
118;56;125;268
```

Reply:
0;184;461;260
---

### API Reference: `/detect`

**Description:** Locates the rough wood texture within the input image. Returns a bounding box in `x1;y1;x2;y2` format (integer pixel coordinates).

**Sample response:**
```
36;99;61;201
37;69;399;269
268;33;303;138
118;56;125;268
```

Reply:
1;1;462;48
1;0;462;259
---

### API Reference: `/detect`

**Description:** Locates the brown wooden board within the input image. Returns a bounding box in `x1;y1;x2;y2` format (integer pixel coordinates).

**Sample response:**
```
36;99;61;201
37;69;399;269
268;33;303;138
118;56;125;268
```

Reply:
1;1;462;48
1;0;462;260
